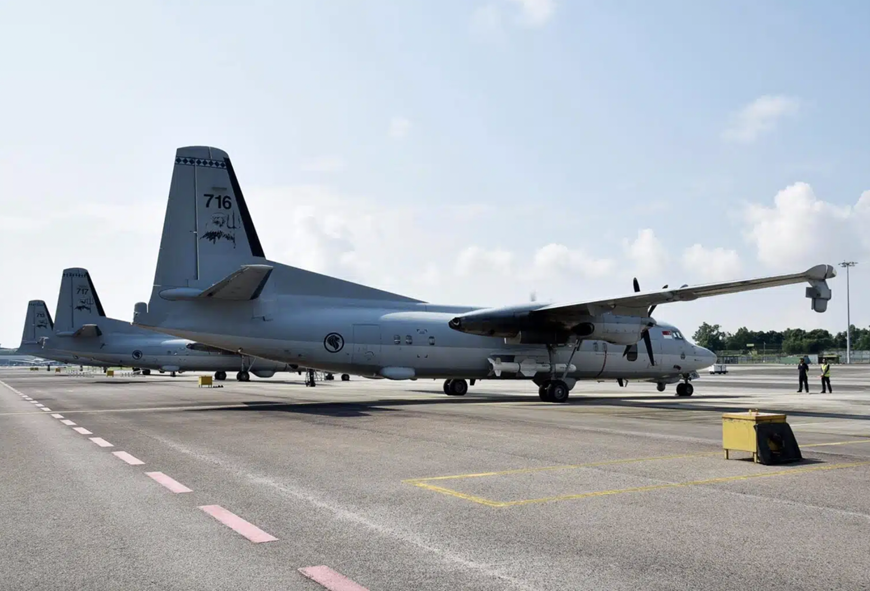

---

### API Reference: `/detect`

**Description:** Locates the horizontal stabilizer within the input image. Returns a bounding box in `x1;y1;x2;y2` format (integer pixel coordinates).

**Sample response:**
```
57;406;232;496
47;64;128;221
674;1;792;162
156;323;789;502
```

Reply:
159;265;273;301
56;324;103;338
186;342;233;354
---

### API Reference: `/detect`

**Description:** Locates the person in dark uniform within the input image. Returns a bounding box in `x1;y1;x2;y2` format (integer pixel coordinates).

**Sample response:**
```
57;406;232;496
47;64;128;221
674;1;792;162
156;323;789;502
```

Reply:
820;361;832;393
797;358;809;392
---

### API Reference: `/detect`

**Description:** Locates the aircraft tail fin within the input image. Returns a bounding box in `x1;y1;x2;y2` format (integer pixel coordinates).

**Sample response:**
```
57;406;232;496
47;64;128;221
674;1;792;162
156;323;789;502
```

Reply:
54;268;106;336
139;146;420;330
20;300;54;346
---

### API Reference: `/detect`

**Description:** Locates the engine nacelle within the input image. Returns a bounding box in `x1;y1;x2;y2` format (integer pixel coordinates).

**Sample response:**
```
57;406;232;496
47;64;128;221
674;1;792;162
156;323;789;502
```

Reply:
252;369;275;379
571;315;652;346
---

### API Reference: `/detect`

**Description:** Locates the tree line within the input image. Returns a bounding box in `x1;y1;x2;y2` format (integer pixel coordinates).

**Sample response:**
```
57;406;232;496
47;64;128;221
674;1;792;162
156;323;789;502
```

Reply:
692;323;870;354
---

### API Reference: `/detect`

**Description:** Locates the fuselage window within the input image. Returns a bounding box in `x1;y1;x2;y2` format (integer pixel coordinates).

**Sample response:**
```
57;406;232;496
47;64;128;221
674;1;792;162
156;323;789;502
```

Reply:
428;336;435;346
393;334;401;345
405;335;413;345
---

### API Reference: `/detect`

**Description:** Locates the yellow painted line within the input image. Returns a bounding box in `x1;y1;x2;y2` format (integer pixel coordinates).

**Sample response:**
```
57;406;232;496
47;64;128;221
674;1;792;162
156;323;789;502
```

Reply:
803;438;870;448
403;452;720;484
408;460;870;508
409;482;506;508
500;460;870;507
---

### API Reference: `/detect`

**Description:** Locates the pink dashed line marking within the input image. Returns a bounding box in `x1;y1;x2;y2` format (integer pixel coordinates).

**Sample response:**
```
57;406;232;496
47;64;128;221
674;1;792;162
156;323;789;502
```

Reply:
298;566;370;591
73;427;92;435
198;505;277;543
51;414;64;419
146;472;192;494
112;452;144;465
89;437;113;448
60;420;76;426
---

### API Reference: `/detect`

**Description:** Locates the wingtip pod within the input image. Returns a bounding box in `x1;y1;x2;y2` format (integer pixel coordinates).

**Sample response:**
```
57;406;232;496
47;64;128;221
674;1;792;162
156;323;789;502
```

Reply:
806;264;837;281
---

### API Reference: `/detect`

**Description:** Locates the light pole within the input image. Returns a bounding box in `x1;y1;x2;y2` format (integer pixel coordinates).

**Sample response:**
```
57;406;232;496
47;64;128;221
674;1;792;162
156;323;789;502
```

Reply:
839;261;857;364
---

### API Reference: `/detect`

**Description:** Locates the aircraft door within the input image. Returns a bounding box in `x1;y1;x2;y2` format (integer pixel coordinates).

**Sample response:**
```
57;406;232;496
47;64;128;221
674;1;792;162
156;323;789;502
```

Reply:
352;324;381;367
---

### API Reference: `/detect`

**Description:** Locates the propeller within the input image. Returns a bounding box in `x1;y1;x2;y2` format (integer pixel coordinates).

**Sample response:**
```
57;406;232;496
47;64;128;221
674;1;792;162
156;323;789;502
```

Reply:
623;277;669;366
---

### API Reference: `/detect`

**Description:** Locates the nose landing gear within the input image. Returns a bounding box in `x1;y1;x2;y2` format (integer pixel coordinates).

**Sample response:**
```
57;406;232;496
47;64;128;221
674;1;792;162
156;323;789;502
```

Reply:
675;379;694;397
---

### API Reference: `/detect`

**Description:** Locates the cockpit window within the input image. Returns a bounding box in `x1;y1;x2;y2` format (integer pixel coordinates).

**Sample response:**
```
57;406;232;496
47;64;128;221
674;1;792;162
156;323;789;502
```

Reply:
673;331;684;340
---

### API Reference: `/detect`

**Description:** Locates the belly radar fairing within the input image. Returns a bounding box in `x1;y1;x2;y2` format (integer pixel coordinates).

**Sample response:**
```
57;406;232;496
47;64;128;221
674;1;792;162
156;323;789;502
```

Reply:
133;146;835;402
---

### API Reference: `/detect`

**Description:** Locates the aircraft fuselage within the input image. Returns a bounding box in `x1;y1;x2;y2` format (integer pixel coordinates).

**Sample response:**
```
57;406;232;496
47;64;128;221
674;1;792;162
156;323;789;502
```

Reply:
146;296;715;383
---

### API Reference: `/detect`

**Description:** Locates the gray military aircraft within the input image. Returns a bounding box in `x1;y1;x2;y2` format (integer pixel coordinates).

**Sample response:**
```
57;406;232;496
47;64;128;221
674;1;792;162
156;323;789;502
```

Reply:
133;146;836;402
42;267;294;380
16;300;108;369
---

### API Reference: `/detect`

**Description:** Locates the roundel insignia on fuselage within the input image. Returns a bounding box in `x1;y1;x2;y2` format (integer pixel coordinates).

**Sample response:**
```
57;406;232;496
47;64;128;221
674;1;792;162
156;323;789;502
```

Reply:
324;333;344;353
132;350;143;360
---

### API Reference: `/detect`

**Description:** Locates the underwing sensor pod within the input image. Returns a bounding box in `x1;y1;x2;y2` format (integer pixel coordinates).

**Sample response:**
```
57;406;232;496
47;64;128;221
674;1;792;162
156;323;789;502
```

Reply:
133;145;836;404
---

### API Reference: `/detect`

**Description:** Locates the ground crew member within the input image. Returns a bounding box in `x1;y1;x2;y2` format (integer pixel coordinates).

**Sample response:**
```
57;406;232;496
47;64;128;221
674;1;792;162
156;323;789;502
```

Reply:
797;358;809;392
820;361;832;393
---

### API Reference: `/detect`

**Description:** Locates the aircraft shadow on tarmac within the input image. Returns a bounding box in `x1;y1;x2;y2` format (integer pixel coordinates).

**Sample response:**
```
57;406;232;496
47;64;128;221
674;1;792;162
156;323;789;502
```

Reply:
185;392;870;422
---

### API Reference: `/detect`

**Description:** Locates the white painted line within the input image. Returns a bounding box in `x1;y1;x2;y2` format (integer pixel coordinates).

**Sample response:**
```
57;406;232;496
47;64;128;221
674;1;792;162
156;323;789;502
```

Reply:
41;408;52;412
72;427;92;435
146;472;192;494
198;505;277;542
89;437;114;448
298;566;370;591
112;451;145;466
60;419;76;426
30;401;40;405
51;414;64;419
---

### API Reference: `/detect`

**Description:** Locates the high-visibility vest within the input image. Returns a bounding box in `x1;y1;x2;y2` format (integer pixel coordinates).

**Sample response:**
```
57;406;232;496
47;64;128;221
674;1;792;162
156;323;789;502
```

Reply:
822;364;831;377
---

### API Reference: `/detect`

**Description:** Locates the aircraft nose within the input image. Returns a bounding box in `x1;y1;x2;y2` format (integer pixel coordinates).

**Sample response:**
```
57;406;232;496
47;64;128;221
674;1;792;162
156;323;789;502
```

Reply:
698;346;717;366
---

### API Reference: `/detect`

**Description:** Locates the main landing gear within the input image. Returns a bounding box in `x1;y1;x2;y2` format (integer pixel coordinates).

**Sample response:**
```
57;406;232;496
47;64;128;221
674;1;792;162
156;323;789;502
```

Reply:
236;371;250;382
443;379;469;396
214;370;227;381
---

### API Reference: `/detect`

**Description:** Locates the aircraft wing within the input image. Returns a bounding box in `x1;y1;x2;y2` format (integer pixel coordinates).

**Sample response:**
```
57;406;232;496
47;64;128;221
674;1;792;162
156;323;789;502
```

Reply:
448;264;836;339
534;264;837;321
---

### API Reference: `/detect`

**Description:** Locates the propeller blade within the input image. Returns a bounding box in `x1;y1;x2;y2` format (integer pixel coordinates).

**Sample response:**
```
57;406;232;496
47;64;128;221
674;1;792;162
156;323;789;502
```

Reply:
648;304;657;316
622;344;631;358
642;330;655;366
617;378;624;387
633;277;640;293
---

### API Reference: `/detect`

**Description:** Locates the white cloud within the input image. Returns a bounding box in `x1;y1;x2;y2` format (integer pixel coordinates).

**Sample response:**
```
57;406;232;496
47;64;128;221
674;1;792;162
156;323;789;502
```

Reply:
455;245;514;277
300;156;345;173
721;95;800;143
682;244;742;282
507;0;556;26
532;243;614;278
623;228;668;277
470;4;505;42
743;182;865;269
388;116;411;139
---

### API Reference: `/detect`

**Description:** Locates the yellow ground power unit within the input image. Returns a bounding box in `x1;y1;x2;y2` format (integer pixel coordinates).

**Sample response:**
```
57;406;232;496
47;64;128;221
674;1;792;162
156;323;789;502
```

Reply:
106;370;114;377
722;410;802;465
198;375;213;387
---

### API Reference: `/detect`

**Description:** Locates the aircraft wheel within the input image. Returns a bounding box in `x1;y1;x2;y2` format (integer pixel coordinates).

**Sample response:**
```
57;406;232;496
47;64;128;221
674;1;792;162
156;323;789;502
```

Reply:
325;373;334;380
676;383;694;397
448;379;468;396
171;371;177;377
237;371;250;382
142;369;151;376
656;382;666;392
443;379;453;395
538;385;552;402
547;380;570;403
214;370;226;381
341;374;350;381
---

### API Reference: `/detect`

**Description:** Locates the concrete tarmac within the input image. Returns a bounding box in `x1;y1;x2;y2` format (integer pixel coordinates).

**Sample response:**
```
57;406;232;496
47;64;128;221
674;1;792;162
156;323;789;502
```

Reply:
2;366;869;590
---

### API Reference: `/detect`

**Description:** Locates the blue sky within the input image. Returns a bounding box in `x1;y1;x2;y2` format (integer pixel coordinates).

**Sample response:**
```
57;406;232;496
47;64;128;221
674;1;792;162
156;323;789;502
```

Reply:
1;0;868;347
